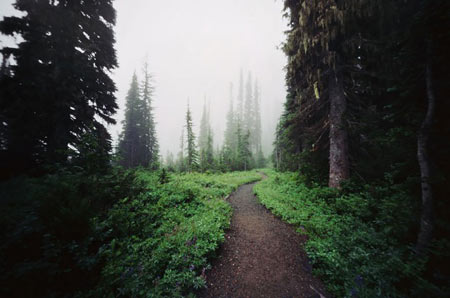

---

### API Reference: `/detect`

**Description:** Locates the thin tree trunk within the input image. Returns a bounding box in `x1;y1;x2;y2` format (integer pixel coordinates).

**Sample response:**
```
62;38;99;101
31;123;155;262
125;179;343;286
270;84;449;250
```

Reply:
328;69;349;188
416;41;435;255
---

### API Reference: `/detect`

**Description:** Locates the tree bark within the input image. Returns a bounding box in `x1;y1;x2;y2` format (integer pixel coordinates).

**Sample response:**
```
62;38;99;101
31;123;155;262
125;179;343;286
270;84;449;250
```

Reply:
328;70;349;188
415;41;435;255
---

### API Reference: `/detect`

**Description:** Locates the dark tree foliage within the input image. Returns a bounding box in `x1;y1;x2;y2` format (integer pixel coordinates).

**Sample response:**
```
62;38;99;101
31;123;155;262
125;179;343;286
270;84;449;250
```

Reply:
0;0;118;177
141;61;159;169
118;66;159;169
277;0;450;295
118;73;141;168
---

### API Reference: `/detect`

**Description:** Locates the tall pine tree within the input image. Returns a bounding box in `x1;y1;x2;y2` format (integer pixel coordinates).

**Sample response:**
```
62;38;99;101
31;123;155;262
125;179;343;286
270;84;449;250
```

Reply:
253;78;262;152
141;61;159;169
244;72;254;146
223;83;238;170
0;0;118;176
198;100;214;171
118;73;141;168
185;104;198;172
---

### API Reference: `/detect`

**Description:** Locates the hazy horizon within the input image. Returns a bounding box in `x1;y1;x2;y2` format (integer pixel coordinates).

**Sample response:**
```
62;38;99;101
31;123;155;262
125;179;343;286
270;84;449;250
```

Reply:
0;0;287;159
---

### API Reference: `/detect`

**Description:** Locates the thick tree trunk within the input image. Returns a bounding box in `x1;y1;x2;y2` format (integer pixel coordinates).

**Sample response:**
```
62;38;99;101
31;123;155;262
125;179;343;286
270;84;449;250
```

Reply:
415;42;435;255
328;70;349;188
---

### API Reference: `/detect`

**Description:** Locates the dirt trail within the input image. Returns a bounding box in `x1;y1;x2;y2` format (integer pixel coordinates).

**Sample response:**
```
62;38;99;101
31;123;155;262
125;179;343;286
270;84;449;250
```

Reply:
198;180;328;298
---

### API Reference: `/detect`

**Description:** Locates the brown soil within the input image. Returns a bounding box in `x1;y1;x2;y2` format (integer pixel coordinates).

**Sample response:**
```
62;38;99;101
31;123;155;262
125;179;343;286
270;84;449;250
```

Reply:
197;180;329;298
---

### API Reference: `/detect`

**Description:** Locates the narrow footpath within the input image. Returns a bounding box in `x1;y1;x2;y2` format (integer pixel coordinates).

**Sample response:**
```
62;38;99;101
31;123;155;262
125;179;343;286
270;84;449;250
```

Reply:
198;180;328;298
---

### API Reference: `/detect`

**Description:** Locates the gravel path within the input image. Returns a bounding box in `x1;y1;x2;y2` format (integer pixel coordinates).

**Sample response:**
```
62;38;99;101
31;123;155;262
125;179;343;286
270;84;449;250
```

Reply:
198;180;328;298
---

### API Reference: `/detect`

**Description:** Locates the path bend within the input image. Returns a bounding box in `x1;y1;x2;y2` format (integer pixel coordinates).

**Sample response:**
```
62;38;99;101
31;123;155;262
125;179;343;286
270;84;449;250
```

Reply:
198;180;328;298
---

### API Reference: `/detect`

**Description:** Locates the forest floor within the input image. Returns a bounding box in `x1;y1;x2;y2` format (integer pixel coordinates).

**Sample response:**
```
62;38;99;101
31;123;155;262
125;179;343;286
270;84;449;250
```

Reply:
198;177;329;298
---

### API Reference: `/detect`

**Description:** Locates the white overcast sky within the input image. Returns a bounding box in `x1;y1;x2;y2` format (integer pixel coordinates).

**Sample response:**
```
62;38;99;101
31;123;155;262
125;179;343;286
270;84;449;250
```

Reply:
0;0;287;157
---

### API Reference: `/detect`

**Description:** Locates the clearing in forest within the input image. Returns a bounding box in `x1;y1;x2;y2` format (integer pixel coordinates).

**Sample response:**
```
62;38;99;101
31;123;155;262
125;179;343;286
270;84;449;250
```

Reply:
198;180;328;298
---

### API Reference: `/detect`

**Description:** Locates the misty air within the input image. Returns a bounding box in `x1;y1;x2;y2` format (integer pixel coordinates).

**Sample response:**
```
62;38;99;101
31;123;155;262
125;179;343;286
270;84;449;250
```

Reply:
0;0;449;297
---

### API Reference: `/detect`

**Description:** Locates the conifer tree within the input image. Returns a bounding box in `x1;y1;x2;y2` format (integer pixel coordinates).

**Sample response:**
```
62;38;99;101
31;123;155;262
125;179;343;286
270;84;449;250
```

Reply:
253;78;262;152
141;61;159;169
0;0;118;175
198;99;209;150
223;83;237;170
236;123;253;171
198;100;212;171
118;73;141;168
278;0;351;187
204;128;215;171
244;72;254;141
177;128;186;172
185;104;198;172
237;69;244;123
199;101;215;171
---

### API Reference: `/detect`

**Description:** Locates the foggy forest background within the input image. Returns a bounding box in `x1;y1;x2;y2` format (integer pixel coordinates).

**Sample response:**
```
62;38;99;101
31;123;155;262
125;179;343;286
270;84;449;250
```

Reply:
0;0;449;298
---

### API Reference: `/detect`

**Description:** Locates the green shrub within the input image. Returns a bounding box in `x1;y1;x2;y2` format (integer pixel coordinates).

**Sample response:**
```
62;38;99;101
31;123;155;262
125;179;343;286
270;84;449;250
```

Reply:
87;170;261;297
1;169;261;297
0;167;142;298
254;170;443;297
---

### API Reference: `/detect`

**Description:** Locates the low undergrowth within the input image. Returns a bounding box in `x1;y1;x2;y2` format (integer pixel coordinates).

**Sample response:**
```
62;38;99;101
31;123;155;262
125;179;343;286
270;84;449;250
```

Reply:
254;170;448;297
93;170;261;297
0;169;261;297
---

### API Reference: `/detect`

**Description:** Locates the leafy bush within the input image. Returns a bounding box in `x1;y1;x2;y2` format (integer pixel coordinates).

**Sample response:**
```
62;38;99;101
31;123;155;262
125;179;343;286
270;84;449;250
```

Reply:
1;169;261;297
254;170;445;297
91;170;261;297
0;167;141;298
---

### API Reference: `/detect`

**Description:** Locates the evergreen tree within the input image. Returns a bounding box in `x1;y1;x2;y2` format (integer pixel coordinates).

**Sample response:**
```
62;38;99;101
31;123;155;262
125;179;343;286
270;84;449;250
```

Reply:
177;128;186;172
198;99;213;171
222;83;237;171
205;128;215;171
118;64;159;169
279;0;350;188
185;104;198;172
0;0;118;176
236;123;253;171
253;78;262;152
198;99;209;151
244;72;254;144
141;61;159;169
118;73;141;168
237;69;244;122
278;0;450;276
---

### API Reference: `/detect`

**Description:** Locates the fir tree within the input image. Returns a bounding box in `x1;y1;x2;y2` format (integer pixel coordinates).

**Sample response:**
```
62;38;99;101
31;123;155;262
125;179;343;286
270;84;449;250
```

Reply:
141;61;159;169
177;128;186;172
0;0;118;175
223;83;238;171
118;73;141;168
253;78;262;152
198;99;213;171
236;123;253;171
224;83;237;151
244;72;254;141
237;69;244;123
185;104;198;172
205;128;215;171
198;99;209;151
